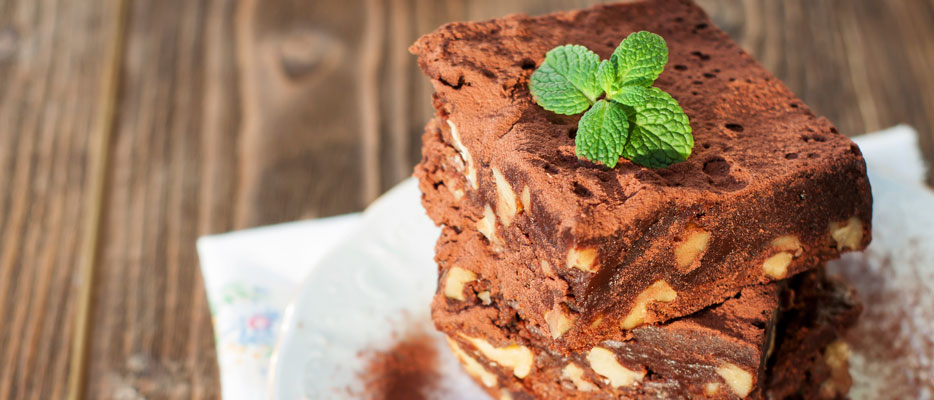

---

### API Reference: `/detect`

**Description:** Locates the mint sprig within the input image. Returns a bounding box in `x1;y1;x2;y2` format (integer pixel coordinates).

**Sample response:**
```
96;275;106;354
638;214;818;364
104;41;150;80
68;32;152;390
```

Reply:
529;31;693;168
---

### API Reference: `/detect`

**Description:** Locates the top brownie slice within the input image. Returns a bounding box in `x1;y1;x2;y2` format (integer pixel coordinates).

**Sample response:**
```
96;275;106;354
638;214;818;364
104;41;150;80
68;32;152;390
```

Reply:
411;0;871;345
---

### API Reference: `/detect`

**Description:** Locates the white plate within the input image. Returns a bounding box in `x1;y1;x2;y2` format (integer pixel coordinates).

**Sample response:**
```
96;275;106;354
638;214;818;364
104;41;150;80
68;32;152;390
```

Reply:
271;173;934;399
268;179;487;400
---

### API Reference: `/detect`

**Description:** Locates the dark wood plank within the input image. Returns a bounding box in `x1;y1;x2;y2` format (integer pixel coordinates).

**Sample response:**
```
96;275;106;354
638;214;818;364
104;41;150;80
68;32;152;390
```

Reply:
234;0;376;225
0;0;122;398
84;0;222;397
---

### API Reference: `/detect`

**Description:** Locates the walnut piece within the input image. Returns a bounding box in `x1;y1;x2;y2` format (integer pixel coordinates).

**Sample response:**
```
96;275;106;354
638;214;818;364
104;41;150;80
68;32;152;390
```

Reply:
819;340;852;399
477;290;492;305
829;217;864;250
462;335;534;379
567;246;598;272
675;228;711;271
540;259;555;277
446;337;497;387
544;305;574;339
446;120;477;190
771;235;803;255
763;235;803;278
586;347;644;388
443;267;477;301
620;280;677;329
561;363;597;392
589;315;604;329
520;186;531;214
492;166;520;227
704;382;721;396
476;204;504;250
716;363;753;397
762;252;793;279
449;186;465;201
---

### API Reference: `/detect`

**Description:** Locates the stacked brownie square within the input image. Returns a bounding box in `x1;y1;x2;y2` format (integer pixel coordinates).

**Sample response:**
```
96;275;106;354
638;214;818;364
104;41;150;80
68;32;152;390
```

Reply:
411;0;872;398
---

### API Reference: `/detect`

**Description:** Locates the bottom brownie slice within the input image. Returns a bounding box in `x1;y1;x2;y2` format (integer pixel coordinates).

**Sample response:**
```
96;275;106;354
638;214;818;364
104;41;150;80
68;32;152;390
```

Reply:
433;261;860;399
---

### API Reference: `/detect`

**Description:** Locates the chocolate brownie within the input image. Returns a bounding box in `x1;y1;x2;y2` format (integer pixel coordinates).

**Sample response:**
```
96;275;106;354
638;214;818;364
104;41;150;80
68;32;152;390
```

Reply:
412;0;871;348
434;251;861;400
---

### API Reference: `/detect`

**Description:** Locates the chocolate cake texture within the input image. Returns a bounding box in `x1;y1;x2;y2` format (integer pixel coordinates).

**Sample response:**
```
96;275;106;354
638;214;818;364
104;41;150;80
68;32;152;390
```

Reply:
411;0;872;350
432;233;862;399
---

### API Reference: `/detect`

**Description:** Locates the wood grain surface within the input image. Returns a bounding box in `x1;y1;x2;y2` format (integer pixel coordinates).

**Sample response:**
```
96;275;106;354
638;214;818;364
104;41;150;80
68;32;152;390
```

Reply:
0;0;122;398
0;0;931;398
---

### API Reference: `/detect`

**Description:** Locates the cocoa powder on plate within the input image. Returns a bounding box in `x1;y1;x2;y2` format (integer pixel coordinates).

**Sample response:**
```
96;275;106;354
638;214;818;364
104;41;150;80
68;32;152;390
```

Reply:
358;331;440;400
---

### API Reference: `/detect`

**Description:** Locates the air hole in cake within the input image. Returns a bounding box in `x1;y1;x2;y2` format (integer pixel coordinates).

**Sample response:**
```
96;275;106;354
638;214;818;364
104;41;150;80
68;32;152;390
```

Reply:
543;163;559;174
519;58;536;70
691;91;699;96
702;157;747;191
702;143;711;149
673;64;687;71
691;51;711;61
703;72;716;79
849;144;861;156
802;134;827;143
644;366;660;380
830;127;839;134
567;127;577;139
728;77;736;82
713;68;721;73
692;80;703;85
789;103;799;108
572;182;593;198
725;123;744;132
807;153;819;159
752;320;766;329
695;23;708;30
674;17;684;23
703;157;730;177
439;75;466;89
785;153;799;160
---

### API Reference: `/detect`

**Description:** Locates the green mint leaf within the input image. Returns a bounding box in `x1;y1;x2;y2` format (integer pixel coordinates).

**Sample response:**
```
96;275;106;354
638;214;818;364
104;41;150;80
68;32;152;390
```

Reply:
610;31;668;88
528;32;692;169
617;87;693;168
608;84;650;106
596;59;623;99
529;45;603;115
575;99;629;168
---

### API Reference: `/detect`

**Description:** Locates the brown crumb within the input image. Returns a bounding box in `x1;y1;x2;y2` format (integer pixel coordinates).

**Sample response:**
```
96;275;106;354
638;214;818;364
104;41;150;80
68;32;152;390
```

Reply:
358;331;440;400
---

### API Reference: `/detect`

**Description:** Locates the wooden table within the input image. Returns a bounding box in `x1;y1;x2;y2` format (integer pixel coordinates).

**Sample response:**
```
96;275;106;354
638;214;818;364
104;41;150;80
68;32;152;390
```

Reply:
0;0;931;398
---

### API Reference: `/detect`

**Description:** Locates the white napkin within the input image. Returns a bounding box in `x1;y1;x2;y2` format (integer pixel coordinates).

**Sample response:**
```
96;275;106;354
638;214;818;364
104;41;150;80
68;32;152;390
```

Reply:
196;125;928;400
197;214;362;400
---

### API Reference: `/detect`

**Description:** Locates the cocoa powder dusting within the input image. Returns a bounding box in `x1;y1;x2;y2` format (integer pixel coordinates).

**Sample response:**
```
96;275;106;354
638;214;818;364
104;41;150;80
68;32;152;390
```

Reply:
358;331;440;400
829;251;934;399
